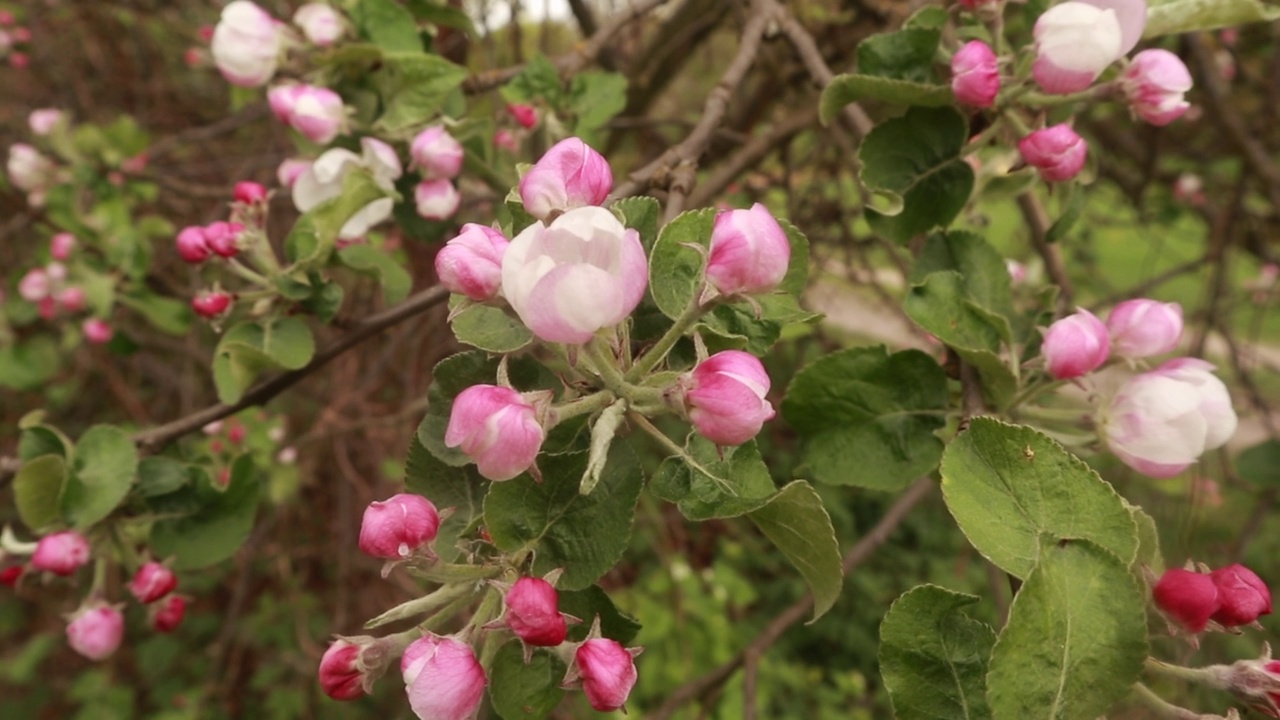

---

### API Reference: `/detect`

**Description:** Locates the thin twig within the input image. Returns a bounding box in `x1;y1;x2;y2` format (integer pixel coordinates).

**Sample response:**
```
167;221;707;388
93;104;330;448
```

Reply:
1017;192;1074;313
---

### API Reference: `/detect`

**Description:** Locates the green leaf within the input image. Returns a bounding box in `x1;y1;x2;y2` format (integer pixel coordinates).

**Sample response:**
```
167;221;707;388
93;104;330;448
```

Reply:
404;430;487;561
908;231;1015;333
375;51;469;132
18;424;72;461
860;107;973;243
940;419;1139;580
648;208;716;320
212;318;316;405
1145;0;1280;38
820;75;951;125
782;347;948;491
879;585;996;720
1045;183;1084;243
558;586;642;643
150;455;261;570
651;438;777;519
611;196;661;254
353;0;422;52
697;295;820;356
777;218;811;296
747;480;843;621
484;444;644;590
500;54;564;106
986;539;1147;720
856;27;943;83
117;291;192;335
338;244;412;304
489;643;566;720
14;455;67;531
404;0;478;34
0;337;62;390
905;5;949;28
448;297;535;353
1130;504;1164;575
136;457;193;498
62;425;137;528
568;72;628;142
285;169;394;266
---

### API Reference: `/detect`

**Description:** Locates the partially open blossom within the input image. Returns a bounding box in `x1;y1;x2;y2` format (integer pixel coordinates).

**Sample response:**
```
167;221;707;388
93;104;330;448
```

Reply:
31;531;90;576
414;179;461;220
29;108;63;136
234;181;268;204
401;634;486;720
203;221;243;258
445;385;544;481
685;351;776;446
211;1;282;87
410;126;464;180
519;137;612;220
951;41;1000;107
706;203;791;296
1153;568;1219;632
66;604;124;661
1042;309;1110;378
293;139;400;240
129;562;178;604
574;638;639;712
176;225;211;263
358;493;440;560
56;287;86;313
50;232;75;260
435;224;510;301
150;594;187;633
8;143;54;192
277;158;311;188
1103;358;1237;477
1018;124;1088;183
1211;564;1272;627
508;103;537;129
192;291;233;318
1122;49;1192;126
83;319;113;345
293;3;344;46
1080;0;1148;55
502;206;647;343
270;84;346;144
17;268;50;302
505;577;568;647
320;638;365;700
1032;2;1126;94
1106;299;1182;358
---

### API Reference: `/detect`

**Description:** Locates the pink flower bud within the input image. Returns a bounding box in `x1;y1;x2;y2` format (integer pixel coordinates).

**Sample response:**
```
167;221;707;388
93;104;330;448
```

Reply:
1018;124;1088;183
706;203;791;296
83;319;114;345
1106;299;1182;358
233;180;268;204
519;137;612;220
1122;49;1193;126
1210;564;1272;627
358;493;440;559
203;221;243;258
31;531;91;576
445;385;545;481
50;232;75;260
0;11;13;25
277;158;311;188
575;638;639;712
211;1;283;87
57;287;86;313
435;224;510;301
8;143;54;193
290;86;347;145
37;297;58;320
401;634;486;720
1153;568;1219;632
494;129;518;152
176;225;211;263
685;351;776;446
17;268;50;302
1041;309;1110;379
66;604;124;661
150;594;187;633
1032;2;1124;94
227;423;246;444
320;638;365;700
501;206;647;343
28;108;64;136
505;577;568;647
414;179;461;221
410;126;464;180
129;562;178;604
0;565;23;587
508;103;538;129
951;40;1000;107
293;3;344;46
192;291;233;319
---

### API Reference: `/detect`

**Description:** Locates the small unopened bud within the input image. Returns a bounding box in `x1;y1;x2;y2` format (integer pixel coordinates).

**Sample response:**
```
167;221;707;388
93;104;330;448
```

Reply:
684;351;776;446
573;638;640;712
519;137;612;220
203;221;243;258
233;180;268;204
1018;124;1088;183
319;638;365;700
951;40;1000;108
17;268;50;302
445;385;545;481
410;126;464;180
505;577;568;647
1041;309;1110;379
401;634;487;719
176;225;211;263
67;603;125;661
82;319;114;345
57;287;86;313
129;561;178;604
31;531;91;576
29;108;64;136
414;179;461;220
706;203;791;297
1107;299;1183;358
0;565;25;587
507;103;538;129
50;232;75;260
435;224;510;301
192;291;233;319
1211;564;1272;627
358;493;440;560
1153;567;1219;632
150;594;187;633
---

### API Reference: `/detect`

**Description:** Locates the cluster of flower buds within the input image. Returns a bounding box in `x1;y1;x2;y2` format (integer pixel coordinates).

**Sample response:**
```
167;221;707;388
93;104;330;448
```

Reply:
1153;563;1271;634
16;249;115;344
1042;298;1183;380
129;561;187;633
0;11;32;69
176;221;245;264
210;1;346;86
410;126;464;221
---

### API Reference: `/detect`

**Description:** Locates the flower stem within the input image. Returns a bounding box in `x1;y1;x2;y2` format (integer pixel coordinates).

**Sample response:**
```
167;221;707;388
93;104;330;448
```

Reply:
626;296;710;382
549;390;617;428
583;337;632;397
1144;658;1230;690
630;412;736;495
225;258;273;288
1129;682;1207;719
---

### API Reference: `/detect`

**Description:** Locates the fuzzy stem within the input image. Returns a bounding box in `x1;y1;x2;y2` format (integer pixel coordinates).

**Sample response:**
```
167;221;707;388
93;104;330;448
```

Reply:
1144;658;1231;690
549;390;617;427
626;295;710;382
1129;682;1203;719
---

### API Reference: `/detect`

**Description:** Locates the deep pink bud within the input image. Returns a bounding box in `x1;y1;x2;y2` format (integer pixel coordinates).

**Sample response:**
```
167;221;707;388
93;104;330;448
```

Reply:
227;423;246;444
150;594;187;633
410;126;464;180
435;224;510;301
401;634;486;720
1211;564;1272;627
951;40;1000;107
414;179;461;221
1122;49;1193;126
57;287;86;313
1106;299;1182;358
37;297;58;321
203;221;243;258
1018;124;1088;182
0;565;23;587
505;577;568;647
519;137;612;220
320;639;365;701
233;180;268;204
706;203;791;296
358;493;440;560
686;351;776;446
129;562;178;604
50;232;75;260
31;531;91;576
17;268;50;301
66;604;124;661
1153;568;1219;632
508;103;538;129
176;226;211;263
83;318;114;345
1041;309;1110;379
444;385;545;481
575;638;638;712
192;291;233;318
